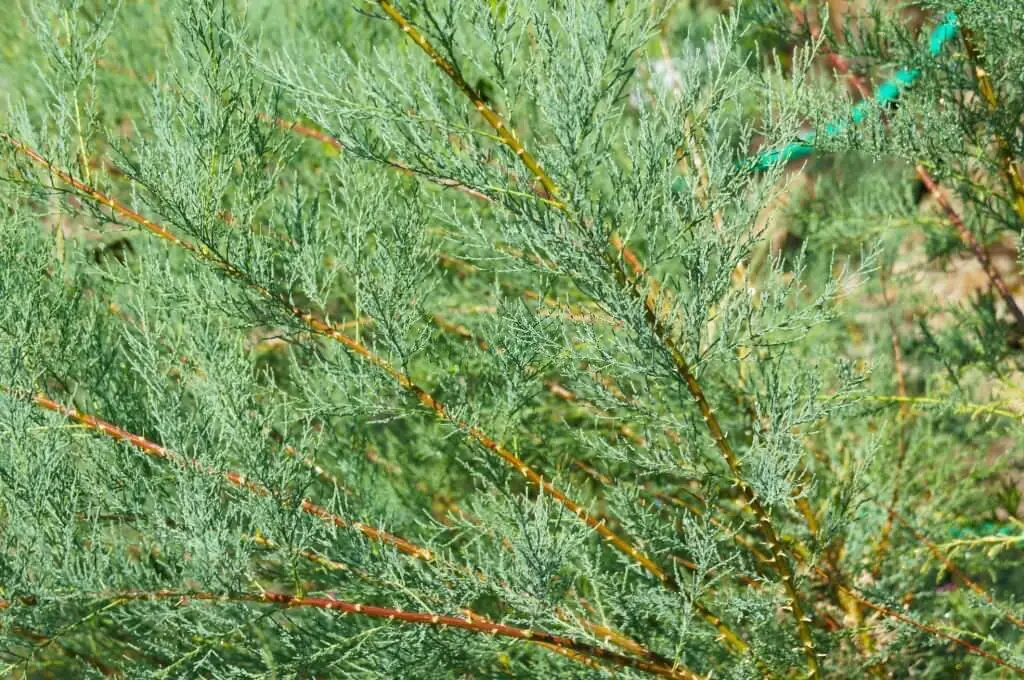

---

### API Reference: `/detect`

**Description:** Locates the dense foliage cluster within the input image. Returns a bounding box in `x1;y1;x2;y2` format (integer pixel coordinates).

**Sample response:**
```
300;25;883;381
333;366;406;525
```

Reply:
1;0;1022;677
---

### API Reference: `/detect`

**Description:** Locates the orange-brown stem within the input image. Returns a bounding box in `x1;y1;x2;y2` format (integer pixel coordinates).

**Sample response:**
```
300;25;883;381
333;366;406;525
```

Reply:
837;585;1024;676
24;388;685;674
0;590;698;679
2;132;691;657
892;511;1024;630
25;390;432;560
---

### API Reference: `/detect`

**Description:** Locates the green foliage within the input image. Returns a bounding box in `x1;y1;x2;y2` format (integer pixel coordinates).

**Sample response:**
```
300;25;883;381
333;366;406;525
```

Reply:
1;0;1022;677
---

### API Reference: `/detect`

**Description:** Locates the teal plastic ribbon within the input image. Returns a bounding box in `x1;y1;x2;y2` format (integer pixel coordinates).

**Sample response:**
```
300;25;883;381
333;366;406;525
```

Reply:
947;521;1020;540
742;11;960;174
741;11;1017;546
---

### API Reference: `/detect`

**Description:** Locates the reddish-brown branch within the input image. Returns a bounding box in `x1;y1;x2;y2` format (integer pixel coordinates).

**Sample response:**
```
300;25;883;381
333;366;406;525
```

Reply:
25;390;433;560
916;165;1024;331
837;585;1024;675
261;114;343;151
4;130;685;673
787;2;871;99
0;590;698;679
458;608;603;672
1;133;682;644
874;265;911;574
22;389;685;674
2;132;200;256
892;511;1024;630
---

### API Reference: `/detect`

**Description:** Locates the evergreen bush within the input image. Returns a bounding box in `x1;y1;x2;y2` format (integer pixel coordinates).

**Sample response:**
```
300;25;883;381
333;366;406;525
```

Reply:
1;0;1022;677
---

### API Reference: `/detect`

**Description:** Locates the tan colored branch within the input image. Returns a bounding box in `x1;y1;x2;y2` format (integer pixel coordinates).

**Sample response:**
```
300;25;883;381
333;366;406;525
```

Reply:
373;5;815;670
960;31;1024;225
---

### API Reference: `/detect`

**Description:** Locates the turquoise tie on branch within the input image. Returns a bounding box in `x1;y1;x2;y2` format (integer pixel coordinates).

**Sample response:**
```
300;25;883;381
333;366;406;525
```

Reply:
676;11;1020;548
747;11;960;173
669;10;961;193
948;521;1020;540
